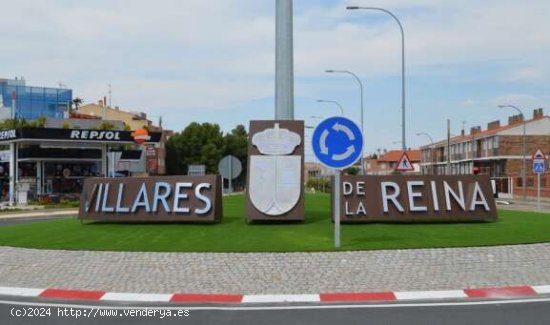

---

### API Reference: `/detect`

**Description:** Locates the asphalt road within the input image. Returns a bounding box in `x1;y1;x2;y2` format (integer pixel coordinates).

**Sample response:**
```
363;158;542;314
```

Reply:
1;296;550;325
0;217;66;226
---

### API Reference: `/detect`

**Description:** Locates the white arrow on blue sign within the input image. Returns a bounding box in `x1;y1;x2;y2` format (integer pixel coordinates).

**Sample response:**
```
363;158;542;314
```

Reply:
311;116;363;170
533;160;545;174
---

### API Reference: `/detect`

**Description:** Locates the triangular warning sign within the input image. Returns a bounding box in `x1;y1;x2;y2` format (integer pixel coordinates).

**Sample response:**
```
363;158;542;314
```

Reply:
532;148;546;160
396;152;415;171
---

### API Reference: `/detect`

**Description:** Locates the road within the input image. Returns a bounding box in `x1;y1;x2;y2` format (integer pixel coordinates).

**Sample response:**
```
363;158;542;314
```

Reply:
0;217;66;227
1;296;550;325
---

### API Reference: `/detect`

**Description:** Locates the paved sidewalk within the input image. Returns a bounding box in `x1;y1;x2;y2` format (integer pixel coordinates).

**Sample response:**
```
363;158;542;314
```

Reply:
0;244;549;295
0;209;78;220
498;200;550;213
0;204;548;296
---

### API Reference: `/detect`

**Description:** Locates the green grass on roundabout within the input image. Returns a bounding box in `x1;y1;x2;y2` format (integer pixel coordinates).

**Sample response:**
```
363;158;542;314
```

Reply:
0;193;548;252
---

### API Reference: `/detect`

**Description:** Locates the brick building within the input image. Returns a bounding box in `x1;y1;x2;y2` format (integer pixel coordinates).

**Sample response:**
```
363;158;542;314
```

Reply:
419;108;550;199
365;150;422;175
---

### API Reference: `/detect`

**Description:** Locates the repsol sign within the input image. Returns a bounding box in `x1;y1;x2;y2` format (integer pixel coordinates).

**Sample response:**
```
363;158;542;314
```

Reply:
336;175;497;222
78;175;222;223
0;129;17;140
70;130;121;140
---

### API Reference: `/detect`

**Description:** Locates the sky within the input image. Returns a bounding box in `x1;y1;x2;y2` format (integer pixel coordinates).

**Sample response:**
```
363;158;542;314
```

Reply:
2;0;549;160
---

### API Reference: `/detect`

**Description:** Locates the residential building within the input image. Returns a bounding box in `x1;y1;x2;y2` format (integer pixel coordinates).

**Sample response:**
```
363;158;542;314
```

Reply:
419;108;550;198
304;162;334;184
77;102;152;130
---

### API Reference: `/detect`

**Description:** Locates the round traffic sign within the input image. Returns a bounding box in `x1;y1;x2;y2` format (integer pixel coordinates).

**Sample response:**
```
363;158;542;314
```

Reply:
218;155;242;180
311;116;363;169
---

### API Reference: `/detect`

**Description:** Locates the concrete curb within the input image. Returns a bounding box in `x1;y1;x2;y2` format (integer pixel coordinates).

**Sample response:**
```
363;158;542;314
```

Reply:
1;285;549;304
0;209;78;220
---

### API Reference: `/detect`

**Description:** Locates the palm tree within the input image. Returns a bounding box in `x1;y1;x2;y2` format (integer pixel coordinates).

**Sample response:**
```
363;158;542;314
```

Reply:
72;97;84;111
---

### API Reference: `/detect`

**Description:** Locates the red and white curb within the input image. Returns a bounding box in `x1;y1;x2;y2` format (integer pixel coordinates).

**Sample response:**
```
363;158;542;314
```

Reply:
0;285;549;303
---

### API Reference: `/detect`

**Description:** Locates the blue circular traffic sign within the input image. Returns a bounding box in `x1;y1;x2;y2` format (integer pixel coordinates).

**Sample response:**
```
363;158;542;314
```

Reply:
311;116;363;169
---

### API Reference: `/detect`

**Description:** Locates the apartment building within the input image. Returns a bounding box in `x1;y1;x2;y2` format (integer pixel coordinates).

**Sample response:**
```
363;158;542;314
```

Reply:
419;108;550;198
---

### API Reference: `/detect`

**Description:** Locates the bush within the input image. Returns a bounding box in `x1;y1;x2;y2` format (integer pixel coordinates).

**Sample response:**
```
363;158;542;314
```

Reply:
306;177;331;193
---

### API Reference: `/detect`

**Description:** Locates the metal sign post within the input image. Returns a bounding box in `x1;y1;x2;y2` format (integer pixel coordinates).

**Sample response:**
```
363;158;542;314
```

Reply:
334;170;341;247
312;116;363;248
229;157;233;193
537;173;540;210
532;148;545;211
218;155;243;193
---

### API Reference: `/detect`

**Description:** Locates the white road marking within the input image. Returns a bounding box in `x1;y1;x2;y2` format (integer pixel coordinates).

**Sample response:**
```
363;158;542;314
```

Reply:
101;293;172;302
242;294;320;303
533;285;550;294
395;290;467;300
0;287;44;297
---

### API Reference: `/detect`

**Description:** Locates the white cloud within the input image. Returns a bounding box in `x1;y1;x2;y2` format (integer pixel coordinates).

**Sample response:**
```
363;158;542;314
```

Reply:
460;99;478;107
0;0;549;135
504;66;548;84
489;93;543;109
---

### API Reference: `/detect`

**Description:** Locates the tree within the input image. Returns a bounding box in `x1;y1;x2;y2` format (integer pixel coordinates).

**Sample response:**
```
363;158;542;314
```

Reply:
166;123;249;184
344;166;360;175
166;122;225;175
71;97;84;111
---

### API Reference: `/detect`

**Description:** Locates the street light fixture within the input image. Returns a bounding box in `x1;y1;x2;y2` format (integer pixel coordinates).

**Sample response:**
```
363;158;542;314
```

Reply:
416;132;435;175
316;99;344;116
325;69;365;175
346;6;406;152
498;104;527;201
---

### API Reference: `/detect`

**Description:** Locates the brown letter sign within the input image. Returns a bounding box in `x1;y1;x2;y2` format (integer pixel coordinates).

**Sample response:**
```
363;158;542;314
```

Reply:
79;175;222;223
336;175;497;222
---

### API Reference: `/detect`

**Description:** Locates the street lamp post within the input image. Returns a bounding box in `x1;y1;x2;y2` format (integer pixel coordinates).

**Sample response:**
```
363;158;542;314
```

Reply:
325;69;365;175
416;132;435;175
346;6;406;152
316;99;344;116
498;104;527;201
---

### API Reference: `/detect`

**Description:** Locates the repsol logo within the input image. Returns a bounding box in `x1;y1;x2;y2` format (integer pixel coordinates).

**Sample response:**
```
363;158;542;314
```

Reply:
70;130;121;140
0;130;16;140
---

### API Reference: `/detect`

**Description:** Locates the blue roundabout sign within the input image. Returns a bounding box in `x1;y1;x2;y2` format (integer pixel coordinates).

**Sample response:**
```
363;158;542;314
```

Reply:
311;116;363;170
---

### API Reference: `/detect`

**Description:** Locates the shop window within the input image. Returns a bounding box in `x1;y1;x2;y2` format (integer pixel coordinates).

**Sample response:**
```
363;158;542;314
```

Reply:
516;177;523;188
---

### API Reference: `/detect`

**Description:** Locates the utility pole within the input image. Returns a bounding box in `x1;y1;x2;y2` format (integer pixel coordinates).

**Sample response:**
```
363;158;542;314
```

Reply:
275;0;294;120
447;119;451;175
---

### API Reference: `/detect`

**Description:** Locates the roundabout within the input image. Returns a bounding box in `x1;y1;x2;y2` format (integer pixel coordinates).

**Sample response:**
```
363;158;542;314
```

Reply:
0;194;549;252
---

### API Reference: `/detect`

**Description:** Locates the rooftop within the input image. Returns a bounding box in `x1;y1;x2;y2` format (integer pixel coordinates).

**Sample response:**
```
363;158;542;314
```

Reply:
423;108;548;149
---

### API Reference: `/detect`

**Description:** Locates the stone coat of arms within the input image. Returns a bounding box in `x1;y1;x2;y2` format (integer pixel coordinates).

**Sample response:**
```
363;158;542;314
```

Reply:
249;123;301;216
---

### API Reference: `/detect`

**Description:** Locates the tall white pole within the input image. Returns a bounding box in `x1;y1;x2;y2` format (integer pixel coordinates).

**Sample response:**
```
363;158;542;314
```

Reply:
325;70;365;175
334;171;341;248
347;6;406;151
447;119;451;175
537;173;540;211
275;0;294;120
9;143;15;205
